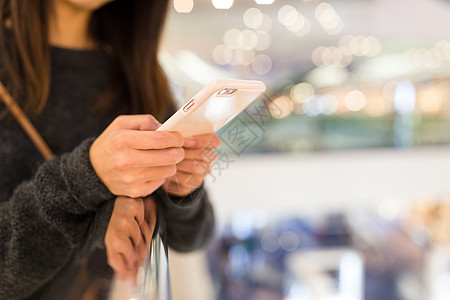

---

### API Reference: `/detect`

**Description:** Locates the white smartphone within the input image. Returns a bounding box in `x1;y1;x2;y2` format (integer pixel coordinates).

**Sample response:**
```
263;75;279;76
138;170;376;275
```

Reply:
157;79;266;138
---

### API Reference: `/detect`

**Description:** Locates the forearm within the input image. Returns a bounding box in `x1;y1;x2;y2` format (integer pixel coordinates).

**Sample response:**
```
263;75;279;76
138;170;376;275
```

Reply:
0;138;114;298
0;186;80;299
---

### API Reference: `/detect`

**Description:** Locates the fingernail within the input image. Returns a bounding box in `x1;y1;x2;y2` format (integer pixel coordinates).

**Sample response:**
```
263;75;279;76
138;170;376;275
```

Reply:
214;135;221;147
184;139;196;148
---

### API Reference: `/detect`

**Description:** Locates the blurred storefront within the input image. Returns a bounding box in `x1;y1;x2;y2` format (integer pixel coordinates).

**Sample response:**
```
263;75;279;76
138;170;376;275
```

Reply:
162;1;450;300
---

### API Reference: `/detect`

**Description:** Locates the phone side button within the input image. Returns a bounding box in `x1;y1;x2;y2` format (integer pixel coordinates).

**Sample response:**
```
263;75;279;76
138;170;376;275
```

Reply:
183;98;195;112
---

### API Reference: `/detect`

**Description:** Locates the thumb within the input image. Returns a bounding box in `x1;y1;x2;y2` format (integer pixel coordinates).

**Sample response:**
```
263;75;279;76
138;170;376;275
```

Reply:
114;115;161;131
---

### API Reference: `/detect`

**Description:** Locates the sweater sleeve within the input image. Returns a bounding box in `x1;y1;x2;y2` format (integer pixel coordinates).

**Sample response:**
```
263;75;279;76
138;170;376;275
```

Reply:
0;138;115;299
155;185;215;253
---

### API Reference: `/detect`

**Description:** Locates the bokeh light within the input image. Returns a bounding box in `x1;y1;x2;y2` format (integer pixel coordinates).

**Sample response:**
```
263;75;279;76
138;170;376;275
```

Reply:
277;5;311;37
279;231;300;251
394;80;416;115
322;94;339;115
303;94;325;116
377;199;401;221
361;36;382;57
254;31;271;51
259;13;273;32
231;211;254;240
404;48;442;69
344;90;367;112
212;0;233;9
223;28;240;49
293;17;311;37
255;0;275;4
290;82;315;103
212;44;233;65
173;0;194;13
339;35;382;57
243;8;263;29
311;46;352;67
261;232;280;252
251;54;273;75
269;96;294;118
237;29;258;50
315;2;343;35
417;83;443;115
234;49;255;65
285;12;305;32
278;5;297;25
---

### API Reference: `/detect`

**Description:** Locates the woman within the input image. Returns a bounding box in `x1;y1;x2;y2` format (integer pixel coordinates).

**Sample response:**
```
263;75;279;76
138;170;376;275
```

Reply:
0;0;219;298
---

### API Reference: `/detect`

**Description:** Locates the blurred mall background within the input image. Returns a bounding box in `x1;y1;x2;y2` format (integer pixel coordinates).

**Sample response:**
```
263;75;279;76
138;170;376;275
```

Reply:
160;0;450;300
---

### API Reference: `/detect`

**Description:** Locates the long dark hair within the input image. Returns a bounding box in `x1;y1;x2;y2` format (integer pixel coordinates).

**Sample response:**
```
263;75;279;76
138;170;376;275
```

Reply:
0;0;173;120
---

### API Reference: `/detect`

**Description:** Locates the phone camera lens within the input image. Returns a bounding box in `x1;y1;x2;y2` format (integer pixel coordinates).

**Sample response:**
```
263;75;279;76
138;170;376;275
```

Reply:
218;88;237;95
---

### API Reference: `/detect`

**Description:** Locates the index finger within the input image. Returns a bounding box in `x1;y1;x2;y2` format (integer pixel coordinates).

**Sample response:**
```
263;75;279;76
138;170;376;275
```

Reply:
123;130;184;150
183;134;221;149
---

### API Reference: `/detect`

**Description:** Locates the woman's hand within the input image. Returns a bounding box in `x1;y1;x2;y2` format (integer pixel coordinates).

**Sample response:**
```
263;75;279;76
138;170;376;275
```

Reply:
90;115;185;198
105;196;157;281
162;134;220;197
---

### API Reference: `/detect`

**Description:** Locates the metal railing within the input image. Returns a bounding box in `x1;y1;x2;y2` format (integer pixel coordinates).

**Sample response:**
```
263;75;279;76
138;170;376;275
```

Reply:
109;218;170;300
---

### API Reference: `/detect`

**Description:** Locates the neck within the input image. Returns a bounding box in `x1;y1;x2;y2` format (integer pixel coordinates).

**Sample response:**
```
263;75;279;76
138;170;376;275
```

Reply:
48;0;97;50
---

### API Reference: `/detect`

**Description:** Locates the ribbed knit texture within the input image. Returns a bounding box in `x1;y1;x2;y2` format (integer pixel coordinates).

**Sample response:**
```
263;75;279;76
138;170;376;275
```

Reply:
0;46;214;299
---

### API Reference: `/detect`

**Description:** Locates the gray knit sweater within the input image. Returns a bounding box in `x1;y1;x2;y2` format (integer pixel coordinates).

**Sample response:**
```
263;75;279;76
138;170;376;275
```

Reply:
0;46;214;299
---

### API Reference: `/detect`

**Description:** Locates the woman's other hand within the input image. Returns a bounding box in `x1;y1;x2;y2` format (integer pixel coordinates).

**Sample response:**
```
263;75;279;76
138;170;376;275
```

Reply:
90;115;185;198
162;134;220;197
104;196;157;281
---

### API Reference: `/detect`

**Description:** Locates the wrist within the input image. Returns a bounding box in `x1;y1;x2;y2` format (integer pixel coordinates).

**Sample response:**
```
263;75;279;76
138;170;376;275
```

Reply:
61;138;114;210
